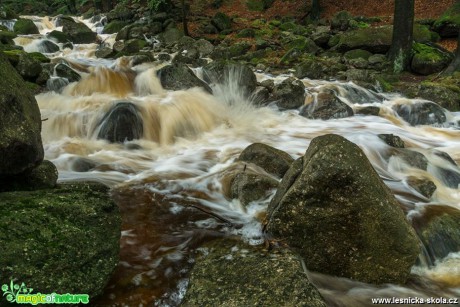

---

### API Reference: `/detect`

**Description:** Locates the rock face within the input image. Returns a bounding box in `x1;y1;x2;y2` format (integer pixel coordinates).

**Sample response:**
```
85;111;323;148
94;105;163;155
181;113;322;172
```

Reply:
157;63;212;93
183;239;327;307
0;182;120;299
97;102;144;143
266;134;420;284
237;143;294;178
0;53;43;177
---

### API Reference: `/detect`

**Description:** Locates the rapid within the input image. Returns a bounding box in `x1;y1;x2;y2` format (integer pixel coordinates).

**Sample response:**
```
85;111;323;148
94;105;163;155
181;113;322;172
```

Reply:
10;15;460;306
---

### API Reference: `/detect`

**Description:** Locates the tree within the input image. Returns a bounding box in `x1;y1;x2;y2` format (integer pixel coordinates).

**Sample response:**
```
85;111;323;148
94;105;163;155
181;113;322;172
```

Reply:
388;0;415;73
311;0;320;21
443;29;460;74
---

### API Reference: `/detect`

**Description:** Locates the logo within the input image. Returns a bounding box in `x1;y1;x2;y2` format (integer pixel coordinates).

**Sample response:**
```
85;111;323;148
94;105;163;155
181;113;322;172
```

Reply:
2;280;89;305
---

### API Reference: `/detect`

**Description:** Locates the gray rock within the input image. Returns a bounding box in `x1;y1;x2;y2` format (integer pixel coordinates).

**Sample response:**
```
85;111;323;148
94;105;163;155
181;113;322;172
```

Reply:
55;62;81;83
300;92;354;120
272;77;305;109
266;134;420;284
202;61;256;97
230;171;278;207
15;52;42;81
378;134;405;148
60;16;97;44
406;176;437;198
238;143;293;178
37;40;60;53
183;239;327;306
0;53;43;177
356;106;380;116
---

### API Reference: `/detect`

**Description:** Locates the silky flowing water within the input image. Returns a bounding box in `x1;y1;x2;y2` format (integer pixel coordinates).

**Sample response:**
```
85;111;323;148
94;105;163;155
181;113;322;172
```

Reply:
10;16;460;306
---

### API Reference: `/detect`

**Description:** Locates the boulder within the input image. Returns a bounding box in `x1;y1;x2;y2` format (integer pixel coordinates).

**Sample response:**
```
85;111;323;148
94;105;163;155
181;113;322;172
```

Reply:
0;31;17;45
266;134;420;284
183;239;327;306
412;205;460;264
416;81;460;112
410;43;452;75
157;63;212;93
37;39;60;53
237;143;293;178
60;16;97;44
13;18;39;35
0;182;120;299
13;52;43;81
159;28;184;45
300;92;354;120
331;11;353;32
103;20;129;34
202;61;256;97
406;176;437;198
356;106;380;116
378;134;405;148
97;102;144;143
106;4;135;22
393;102;447;126
391;148;428;170
47;30;71;44
272;77;305;109
0;53;43;177
55;62;81;83
46;77;70;93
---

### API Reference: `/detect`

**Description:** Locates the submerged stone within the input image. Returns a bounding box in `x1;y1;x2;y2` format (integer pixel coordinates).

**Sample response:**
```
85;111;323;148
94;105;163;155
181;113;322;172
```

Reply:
393;102;447;126
300;92;354;120
266;134;420;284
183;239;327;306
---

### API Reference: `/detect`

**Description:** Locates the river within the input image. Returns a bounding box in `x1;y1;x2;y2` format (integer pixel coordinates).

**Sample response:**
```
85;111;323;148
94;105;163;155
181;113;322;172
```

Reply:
8;15;460;306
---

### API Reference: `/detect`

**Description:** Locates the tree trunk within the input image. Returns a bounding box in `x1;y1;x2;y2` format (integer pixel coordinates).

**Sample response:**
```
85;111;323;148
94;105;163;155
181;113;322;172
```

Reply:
311;0;320;21
182;0;189;36
388;0;415;73
443;29;460;75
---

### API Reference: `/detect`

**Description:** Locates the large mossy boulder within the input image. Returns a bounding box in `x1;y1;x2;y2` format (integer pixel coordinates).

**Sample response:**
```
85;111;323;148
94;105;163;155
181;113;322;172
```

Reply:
410;43;452;75
433;2;460;37
13;18;39;35
59;16;97;44
0;30;17;45
0;182;121;299
0;53;43;177
97;101;144;143
183;239;327;306
157;63;212;93
0;160;58;192
237;143;294;178
266;134;420;284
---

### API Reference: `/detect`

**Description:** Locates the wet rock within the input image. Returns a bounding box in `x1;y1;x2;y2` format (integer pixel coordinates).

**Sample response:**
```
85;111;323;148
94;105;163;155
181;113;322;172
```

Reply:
416;81;460;112
436;166;460;189
37;39;60;53
95;46;114;59
97;102;144;143
392;149;428;170
0;30;17;45
0;160;58;192
0;53;43;177
272;77;305;110
60;16;97;44
55;62;81;83
157;63;212;93
157;53;171;61
47;30;71;44
230;171;278;207
378;134;405;148
0;182;120;299
183;239;327;306
393;102;447;126
300;92;354;120
406;176;437;198
266;134;420;284
202;61;256;97
13;18;39;35
250;86;270;105
14;52;43;81
71;157;99;172
46;77;70;93
237;143;293;178
356;106;380;116
413;205;460;264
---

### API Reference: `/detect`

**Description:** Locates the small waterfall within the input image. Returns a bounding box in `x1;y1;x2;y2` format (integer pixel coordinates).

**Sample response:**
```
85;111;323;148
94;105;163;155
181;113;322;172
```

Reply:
0;19;16;31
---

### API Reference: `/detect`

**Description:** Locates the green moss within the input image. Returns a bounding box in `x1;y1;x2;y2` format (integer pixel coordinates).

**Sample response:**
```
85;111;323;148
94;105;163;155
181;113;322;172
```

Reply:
412;43;448;63
434;2;460;27
103;20;129;34
13;19;39;35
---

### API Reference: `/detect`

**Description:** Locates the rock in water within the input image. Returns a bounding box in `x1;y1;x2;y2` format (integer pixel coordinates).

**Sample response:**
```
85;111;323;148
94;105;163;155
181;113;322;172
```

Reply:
0;52;43;177
0;182;120;299
157;63;212;93
97;102;143;143
183;239;327;306
266;134;420;284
